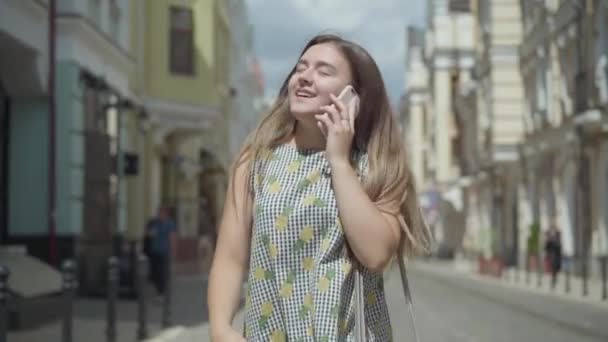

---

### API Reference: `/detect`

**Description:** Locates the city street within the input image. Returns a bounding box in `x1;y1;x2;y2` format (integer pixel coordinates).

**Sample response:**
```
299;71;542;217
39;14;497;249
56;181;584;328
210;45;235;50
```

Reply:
9;261;607;341
386;263;608;342
84;262;608;342
143;262;608;342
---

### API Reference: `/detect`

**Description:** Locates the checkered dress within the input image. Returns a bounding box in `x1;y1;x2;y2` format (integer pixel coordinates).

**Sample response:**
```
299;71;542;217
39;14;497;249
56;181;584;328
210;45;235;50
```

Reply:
244;143;393;341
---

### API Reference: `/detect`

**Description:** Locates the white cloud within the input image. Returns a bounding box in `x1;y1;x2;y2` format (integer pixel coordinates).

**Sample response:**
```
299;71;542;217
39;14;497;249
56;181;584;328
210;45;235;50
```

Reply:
244;0;427;105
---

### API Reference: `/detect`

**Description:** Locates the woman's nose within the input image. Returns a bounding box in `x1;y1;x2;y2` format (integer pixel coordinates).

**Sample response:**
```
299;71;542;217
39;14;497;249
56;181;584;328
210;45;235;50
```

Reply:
297;69;313;85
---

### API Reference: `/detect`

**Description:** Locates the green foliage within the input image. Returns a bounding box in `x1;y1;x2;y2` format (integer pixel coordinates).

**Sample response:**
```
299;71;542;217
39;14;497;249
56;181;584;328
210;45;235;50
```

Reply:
527;222;540;255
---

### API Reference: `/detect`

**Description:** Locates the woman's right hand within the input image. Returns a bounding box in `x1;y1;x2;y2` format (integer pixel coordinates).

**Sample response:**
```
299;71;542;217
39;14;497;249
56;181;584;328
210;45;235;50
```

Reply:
212;327;246;342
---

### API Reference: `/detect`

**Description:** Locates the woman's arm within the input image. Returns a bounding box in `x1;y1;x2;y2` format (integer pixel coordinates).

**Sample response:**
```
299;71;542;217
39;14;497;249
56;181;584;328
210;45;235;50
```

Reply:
330;160;401;272
208;157;253;340
316;94;401;272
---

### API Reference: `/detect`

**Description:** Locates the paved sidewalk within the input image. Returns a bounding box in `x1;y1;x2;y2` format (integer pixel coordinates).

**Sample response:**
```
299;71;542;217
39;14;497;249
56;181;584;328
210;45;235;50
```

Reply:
430;258;608;309
144;311;244;342
8;272;208;342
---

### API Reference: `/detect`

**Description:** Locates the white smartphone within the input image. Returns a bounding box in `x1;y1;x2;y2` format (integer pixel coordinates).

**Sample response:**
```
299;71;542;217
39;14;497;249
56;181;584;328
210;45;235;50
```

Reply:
317;85;359;137
336;85;359;118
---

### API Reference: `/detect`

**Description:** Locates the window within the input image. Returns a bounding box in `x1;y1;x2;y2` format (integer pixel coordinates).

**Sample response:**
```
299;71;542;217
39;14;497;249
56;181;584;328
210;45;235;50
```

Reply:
169;6;195;75
83;86;106;133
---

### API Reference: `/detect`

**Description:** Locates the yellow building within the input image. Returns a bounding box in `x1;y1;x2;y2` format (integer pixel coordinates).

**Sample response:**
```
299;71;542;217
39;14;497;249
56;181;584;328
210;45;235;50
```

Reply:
127;0;233;259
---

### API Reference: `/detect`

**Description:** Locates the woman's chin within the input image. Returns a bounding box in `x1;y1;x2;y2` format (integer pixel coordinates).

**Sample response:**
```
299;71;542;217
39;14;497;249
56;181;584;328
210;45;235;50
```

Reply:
289;105;318;119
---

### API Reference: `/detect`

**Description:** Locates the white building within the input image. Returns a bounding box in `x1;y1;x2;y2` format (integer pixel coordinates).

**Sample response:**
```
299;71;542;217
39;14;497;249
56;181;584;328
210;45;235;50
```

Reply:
404;0;475;255
519;0;608;279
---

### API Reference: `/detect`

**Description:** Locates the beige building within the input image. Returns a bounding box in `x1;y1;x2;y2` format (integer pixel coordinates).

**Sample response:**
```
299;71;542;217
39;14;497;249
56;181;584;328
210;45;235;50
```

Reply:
404;0;475;254
127;0;263;266
457;0;527;262
518;0;608;279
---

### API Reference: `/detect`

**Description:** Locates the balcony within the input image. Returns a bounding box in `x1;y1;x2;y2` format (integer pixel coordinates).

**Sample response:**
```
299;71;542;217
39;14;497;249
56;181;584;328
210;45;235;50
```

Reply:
553;0;579;37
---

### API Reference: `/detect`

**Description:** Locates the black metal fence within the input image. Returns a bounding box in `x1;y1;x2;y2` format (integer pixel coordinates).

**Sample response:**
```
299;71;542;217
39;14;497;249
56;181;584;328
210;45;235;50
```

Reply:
0;254;173;342
508;254;608;301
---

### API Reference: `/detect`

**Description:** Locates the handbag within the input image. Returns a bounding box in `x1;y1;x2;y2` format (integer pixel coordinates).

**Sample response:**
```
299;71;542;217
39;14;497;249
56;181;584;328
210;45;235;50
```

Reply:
352;256;421;342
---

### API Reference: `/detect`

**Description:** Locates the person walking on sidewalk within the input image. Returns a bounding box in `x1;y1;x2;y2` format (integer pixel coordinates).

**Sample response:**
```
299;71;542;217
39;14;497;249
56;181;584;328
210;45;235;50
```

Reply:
146;206;177;296
207;34;432;341
544;226;562;288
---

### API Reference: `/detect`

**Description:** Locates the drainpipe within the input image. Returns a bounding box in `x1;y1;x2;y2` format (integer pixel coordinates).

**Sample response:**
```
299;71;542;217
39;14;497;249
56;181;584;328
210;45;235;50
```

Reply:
48;0;58;267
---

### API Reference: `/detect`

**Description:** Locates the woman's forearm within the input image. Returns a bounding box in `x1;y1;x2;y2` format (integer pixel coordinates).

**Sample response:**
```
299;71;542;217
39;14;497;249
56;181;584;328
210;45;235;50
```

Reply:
208;253;248;338
330;160;400;271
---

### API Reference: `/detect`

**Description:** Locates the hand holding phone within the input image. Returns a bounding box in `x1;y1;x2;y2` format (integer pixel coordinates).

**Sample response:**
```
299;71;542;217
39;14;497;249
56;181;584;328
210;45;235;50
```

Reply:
318;85;359;137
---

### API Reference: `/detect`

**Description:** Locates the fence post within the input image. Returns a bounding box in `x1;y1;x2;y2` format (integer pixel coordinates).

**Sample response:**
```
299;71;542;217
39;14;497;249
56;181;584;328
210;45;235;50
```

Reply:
106;256;119;342
0;266;9;342
137;254;148;340
525;255;530;285
600;256;607;301
162;256;172;328
61;260;77;342
565;256;571;294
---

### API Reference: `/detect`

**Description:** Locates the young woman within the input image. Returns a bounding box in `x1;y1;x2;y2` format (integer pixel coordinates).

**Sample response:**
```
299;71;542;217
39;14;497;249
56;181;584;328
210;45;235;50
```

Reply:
208;34;432;341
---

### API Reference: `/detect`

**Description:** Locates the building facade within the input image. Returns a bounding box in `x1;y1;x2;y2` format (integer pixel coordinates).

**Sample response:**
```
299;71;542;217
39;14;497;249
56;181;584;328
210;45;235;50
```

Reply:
129;0;263;265
1;0;134;256
1;0;263;289
461;0;526;264
404;0;475;255
518;0;608;278
405;0;608;281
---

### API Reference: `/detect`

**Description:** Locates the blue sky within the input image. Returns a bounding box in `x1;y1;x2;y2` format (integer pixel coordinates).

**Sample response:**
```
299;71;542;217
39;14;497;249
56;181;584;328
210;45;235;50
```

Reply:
244;0;427;106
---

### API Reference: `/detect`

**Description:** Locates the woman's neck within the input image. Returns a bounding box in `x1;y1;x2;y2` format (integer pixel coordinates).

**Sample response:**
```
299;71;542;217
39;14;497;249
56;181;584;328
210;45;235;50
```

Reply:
292;120;326;150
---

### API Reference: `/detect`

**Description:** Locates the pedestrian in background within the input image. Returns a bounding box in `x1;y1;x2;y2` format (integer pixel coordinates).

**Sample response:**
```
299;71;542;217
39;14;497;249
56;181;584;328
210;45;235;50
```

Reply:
544;225;562;288
207;34;432;341
145;206;177;296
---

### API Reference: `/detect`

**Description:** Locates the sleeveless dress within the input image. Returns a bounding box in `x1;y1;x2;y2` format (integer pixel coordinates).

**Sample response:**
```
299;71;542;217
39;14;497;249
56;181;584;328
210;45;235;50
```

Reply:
244;143;393;341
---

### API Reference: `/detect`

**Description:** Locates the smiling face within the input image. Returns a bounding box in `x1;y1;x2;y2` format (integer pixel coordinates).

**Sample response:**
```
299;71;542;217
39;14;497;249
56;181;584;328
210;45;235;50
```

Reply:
287;43;354;121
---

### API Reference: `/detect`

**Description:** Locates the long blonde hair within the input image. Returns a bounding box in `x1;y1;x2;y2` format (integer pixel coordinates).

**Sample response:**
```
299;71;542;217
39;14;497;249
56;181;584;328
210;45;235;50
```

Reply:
231;34;433;257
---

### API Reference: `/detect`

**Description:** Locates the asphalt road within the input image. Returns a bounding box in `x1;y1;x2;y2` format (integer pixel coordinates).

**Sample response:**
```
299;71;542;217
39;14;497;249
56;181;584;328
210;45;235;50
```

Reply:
386;263;608;342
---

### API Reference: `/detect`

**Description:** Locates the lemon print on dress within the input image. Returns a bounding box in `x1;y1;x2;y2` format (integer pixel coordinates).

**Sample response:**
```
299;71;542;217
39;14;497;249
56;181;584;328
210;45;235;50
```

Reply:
299;293;314;319
318;268;336;292
259;301;273;328
267;175;281;194
297;169;321;190
330;304;339;318
341;260;352;274
253;266;275;281
321;237;331;252
261;234;278;258
294;225;314;251
287;156;304;173
302;257;314;271
245;286;252;309
366;291;378;305
259;148;277;161
338;318;349;335
274;206;293;231
279;270;296;299
303;193;325;207
335;217;343;232
271;330;286;342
